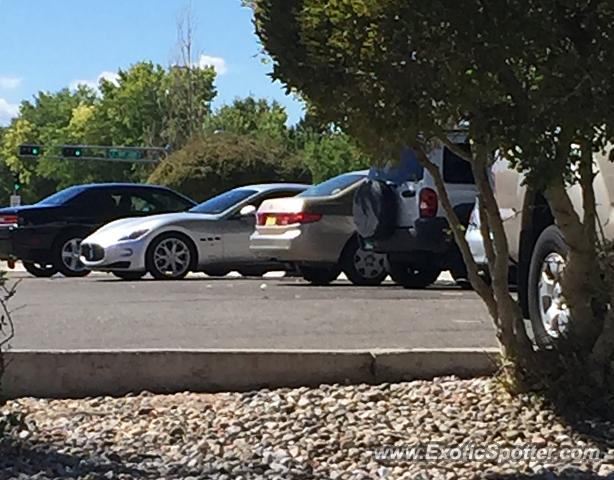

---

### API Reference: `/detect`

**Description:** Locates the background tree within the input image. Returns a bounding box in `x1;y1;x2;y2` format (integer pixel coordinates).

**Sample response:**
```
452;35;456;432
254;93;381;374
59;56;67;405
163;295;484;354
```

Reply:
254;0;614;395
148;131;309;201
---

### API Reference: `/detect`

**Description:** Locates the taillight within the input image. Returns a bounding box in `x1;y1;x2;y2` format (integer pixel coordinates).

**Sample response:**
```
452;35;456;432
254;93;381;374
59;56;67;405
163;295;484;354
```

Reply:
0;215;19;225
257;212;322;226
419;188;438;218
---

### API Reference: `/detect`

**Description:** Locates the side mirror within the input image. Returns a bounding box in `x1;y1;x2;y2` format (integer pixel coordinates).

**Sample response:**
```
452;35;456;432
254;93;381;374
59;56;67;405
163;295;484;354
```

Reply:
239;205;257;217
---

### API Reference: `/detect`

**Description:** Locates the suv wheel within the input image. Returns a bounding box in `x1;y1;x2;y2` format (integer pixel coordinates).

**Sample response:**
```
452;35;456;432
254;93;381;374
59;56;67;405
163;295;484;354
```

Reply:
301;266;341;286
54;233;91;277
341;237;388;286
528;225;569;348
389;259;440;289
23;262;58;278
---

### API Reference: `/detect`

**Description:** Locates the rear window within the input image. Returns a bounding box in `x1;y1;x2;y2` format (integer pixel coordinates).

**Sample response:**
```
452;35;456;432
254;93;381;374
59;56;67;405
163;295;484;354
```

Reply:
37;186;85;206
368;148;424;184
443;144;474;184
299;173;365;198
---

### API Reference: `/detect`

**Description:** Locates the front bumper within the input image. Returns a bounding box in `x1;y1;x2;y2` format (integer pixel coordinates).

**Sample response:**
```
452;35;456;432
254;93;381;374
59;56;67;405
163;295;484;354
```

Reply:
80;238;148;271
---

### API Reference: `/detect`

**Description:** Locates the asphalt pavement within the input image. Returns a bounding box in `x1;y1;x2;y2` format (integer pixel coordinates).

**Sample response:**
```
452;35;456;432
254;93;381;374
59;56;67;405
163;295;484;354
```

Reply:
9;271;496;350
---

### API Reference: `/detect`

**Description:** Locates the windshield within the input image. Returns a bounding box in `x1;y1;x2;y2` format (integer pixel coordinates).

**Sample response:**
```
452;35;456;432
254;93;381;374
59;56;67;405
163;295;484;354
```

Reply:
189;189;257;214
298;173;365;198
37;186;86;206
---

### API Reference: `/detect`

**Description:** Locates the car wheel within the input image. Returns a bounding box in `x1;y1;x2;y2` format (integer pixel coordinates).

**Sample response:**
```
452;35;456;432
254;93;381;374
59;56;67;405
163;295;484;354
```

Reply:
202;268;231;277
388;260;440;289
54;233;91;277
301;266;341;286
146;233;194;280
341;237;388;286
112;271;146;281
528;225;569;348
23;261;58;278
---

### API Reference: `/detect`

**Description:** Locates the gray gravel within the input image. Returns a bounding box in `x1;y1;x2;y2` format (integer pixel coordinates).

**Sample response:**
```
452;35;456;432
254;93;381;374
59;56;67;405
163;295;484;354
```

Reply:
1;377;613;479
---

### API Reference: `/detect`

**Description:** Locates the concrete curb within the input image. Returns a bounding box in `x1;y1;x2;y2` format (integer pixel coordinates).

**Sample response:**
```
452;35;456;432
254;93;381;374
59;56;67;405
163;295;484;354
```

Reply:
1;348;500;399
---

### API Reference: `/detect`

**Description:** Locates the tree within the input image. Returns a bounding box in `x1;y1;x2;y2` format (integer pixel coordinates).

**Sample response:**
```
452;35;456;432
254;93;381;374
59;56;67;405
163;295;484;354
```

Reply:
203;97;289;144
148;132;310;202
254;0;614;394
301;130;370;183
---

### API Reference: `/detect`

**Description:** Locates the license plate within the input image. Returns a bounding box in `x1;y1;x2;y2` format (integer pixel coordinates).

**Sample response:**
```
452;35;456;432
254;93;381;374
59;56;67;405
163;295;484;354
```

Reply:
265;216;277;226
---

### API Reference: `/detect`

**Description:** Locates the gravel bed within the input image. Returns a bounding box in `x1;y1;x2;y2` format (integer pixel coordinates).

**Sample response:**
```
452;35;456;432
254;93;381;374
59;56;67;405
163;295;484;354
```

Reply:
1;377;613;479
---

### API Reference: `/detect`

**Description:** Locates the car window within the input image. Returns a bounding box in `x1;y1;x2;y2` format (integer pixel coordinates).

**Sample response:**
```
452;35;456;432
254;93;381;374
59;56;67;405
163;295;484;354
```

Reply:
443;144;475;184
369;148;424;183
146;190;194;212
190;189;257;214
299;174;365;198
69;189;118;216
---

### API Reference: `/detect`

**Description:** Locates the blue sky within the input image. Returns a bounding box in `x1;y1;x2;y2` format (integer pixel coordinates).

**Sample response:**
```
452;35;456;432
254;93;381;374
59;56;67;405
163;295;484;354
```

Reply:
0;0;305;126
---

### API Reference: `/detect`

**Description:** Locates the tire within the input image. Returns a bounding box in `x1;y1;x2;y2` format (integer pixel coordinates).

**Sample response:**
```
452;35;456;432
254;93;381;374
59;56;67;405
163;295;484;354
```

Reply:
112;271;146;281
388;259;441;289
340;236;388;286
528;225;569;348
53;233;91;278
301;266;341;286
146;233;196;280
23;261;58;278
203;268;231;277
353;179;397;240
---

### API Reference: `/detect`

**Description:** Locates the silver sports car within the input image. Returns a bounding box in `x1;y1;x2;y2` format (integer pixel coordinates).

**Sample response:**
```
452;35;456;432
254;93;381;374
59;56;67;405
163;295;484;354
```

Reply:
80;183;309;280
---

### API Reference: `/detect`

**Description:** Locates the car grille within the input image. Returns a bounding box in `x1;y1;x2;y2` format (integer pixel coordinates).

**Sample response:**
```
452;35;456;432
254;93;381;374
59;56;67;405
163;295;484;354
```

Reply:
80;243;104;262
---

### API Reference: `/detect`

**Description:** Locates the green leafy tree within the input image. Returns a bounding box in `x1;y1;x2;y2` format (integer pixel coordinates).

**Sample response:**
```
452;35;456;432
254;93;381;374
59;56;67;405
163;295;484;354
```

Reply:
255;0;614;393
203;97;289;144
148;132;310;202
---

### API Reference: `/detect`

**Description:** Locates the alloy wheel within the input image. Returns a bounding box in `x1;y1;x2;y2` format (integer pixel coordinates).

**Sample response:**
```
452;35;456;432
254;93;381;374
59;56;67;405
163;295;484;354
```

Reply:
61;238;86;272
153;237;191;277
353;248;387;279
538;252;570;338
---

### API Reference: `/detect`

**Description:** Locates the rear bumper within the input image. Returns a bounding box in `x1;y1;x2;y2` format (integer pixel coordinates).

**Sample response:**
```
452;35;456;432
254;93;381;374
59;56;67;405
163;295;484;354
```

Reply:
0;227;15;260
370;218;452;257
0;226;54;263
249;225;343;264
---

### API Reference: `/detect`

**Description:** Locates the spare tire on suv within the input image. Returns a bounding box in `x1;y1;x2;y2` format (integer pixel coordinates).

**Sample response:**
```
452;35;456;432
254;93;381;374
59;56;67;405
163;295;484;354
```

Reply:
353;179;397;240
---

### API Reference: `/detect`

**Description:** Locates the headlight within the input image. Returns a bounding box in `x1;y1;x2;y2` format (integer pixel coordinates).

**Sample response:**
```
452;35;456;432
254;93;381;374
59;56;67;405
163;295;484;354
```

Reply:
118;229;149;241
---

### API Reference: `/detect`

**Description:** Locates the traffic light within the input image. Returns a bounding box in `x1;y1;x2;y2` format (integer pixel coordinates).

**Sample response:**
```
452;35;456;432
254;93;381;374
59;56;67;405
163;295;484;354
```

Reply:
62;146;83;158
18;144;42;157
13;172;21;193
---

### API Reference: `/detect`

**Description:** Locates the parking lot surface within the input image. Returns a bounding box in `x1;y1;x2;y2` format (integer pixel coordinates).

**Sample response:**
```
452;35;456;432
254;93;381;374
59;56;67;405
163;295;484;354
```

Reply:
10;272;496;350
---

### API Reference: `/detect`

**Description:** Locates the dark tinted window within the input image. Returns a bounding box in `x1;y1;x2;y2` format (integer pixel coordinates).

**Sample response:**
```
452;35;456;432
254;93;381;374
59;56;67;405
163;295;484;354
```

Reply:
37;186;85;206
129;190;194;214
299;174;364;198
190;189;257;214
443;144;474;184
69;189;119;216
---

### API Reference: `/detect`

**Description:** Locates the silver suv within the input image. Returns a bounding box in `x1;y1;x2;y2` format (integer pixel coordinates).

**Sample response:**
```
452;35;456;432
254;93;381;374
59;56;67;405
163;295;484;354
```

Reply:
353;132;477;288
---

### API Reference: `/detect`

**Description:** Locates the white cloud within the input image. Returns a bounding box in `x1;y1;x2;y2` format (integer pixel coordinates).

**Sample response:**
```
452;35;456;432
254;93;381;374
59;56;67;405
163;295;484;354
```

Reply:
0;98;19;125
0;76;21;90
197;54;228;75
70;70;120;91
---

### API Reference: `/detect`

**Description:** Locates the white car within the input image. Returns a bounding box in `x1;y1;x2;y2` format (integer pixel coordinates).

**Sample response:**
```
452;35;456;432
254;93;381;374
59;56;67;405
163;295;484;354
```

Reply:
80;183;309;280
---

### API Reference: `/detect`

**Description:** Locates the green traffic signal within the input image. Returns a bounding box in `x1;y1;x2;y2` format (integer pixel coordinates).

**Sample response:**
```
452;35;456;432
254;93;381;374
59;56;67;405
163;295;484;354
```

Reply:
62;147;83;158
18;144;42;157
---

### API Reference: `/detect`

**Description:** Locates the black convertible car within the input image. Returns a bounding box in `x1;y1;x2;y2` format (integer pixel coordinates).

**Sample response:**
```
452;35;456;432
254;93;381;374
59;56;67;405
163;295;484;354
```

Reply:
0;183;196;278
